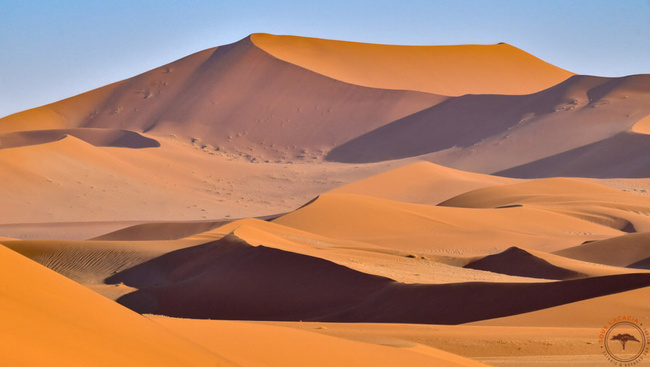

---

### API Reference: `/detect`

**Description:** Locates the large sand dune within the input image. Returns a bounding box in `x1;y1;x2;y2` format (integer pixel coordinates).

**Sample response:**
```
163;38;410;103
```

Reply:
0;245;235;366
1;33;649;366
328;75;650;166
251;33;573;96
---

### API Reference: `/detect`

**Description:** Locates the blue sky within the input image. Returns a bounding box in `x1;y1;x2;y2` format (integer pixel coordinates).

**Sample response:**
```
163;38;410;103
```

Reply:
1;0;648;118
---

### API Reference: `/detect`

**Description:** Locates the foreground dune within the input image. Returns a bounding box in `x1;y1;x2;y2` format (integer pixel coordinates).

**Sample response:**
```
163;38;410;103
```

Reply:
0;245;235;366
151;317;489;367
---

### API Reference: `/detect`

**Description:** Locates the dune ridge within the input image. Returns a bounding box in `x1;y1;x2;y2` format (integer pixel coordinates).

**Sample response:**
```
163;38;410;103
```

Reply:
464;247;586;280
0;128;159;149
251;33;573;96
327;74;650;166
554;232;650;269
105;233;650;324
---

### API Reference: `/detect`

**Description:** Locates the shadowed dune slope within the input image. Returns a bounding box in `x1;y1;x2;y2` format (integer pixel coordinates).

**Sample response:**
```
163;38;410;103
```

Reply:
0;36;440;161
439;177;647;208
472;286;650;328
251;33;573;96
327;75;650;164
0;245;235;367
331;161;515;205
92;220;233;241
496;131;650;178
555;232;650;269
0;128;159;149
106;235;650;324
464;247;585;280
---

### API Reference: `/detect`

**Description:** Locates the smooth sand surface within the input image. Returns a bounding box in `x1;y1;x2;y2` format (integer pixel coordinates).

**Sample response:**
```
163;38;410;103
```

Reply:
151;317;489;367
267;321;616;366
631;114;650;134
251;33;573;96
0;245;235;366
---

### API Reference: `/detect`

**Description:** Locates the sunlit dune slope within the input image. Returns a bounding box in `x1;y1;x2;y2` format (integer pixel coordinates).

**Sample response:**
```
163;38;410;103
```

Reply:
631;114;650;134
273;193;624;253
0;245;235;366
439;178;650;233
331;161;515;204
472;286;650;328
555;232;650;269
0;36;440;161
0;135;196;224
251;33;573;96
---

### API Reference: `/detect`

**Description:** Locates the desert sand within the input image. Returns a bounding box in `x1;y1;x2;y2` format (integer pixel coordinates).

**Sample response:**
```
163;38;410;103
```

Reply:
1;33;649;366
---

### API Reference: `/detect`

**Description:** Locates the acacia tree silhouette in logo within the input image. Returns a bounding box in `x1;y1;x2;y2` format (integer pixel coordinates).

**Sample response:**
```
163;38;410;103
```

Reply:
611;333;641;350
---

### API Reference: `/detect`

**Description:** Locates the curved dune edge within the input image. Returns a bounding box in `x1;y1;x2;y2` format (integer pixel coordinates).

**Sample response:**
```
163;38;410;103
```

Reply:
325;74;650;164
0;245;236;367
464;247;586;280
251;33;573;96
0;128;160;150
105;234;650;324
631;115;650;134
471;286;650;328
331;161;515;205
150;317;489;367
554;232;650;269
272;192;624;253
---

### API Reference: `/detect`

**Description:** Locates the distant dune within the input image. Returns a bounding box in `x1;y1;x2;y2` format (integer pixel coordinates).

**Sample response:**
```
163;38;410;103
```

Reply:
327;74;650;165
464;246;585;280
555;232;650;269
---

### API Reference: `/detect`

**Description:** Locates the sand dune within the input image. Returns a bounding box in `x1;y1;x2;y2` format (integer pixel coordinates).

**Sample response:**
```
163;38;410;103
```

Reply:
1;33;649;366
464;247;586;280
252;33;573;96
92;220;233;241
152;317;490;367
331;161;515;205
0;128;159;149
439;177;650;233
0;245;235;366
631;114;650;134
100;231;650;324
0;132;396;229
327;74;650;167
496;131;650;178
555;232;650;269
277;321;611;366
1;36;441;162
472;286;650;328
273;192;624;253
